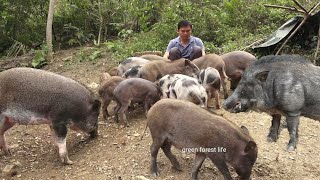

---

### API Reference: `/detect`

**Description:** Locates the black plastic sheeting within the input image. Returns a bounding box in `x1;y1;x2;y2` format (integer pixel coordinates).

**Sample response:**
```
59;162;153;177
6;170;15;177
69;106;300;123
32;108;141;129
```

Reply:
252;11;320;49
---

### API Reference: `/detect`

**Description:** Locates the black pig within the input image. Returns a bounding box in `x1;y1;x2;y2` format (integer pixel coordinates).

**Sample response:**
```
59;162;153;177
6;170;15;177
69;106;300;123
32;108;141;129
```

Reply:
223;55;320;151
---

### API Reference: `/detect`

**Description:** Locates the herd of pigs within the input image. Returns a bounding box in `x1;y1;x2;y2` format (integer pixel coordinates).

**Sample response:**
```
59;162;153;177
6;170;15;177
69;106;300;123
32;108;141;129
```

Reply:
0;50;319;179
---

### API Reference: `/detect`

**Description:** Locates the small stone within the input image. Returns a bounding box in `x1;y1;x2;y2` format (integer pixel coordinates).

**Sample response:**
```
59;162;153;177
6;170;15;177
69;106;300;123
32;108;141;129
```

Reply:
134;176;149;180
10;144;19;149
289;156;295;160
3;164;19;176
13;161;22;167
133;133;140;137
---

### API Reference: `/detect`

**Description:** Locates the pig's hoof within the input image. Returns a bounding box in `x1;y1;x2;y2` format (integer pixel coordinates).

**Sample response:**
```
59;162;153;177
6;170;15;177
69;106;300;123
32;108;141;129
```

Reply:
267;135;277;142
216;105;221;109
287;145;296;152
4;148;12;155
173;165;182;171
64;160;74;165
151;171;160;177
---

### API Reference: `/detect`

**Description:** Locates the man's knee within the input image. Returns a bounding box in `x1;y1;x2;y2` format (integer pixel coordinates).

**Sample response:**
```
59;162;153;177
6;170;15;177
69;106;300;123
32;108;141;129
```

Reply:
190;46;202;60
169;47;182;61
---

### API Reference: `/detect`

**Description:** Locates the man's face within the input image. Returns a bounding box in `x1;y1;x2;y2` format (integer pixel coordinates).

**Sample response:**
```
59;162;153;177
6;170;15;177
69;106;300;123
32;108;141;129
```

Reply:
177;26;192;41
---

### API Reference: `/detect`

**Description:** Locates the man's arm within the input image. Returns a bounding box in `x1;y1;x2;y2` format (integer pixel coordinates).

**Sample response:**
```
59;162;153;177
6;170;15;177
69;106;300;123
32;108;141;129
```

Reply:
163;51;170;59
163;39;174;59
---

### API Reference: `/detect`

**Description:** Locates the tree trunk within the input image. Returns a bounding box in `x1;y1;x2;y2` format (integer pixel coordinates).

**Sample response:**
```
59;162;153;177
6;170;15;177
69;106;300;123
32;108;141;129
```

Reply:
46;0;56;62
97;0;103;46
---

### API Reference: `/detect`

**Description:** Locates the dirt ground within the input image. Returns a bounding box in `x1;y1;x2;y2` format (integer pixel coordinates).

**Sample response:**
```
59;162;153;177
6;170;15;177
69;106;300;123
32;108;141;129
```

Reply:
0;48;320;180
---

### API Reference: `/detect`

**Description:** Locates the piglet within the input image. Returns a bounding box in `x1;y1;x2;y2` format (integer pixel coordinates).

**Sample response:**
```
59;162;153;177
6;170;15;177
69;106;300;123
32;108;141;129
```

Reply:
113;78;161;126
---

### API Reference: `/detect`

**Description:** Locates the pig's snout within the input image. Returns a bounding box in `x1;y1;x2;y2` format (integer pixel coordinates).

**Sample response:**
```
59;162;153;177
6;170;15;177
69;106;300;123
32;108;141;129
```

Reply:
222;97;236;110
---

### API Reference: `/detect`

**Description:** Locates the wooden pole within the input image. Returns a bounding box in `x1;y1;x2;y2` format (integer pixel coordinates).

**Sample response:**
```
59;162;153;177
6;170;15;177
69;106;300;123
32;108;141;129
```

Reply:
314;25;320;64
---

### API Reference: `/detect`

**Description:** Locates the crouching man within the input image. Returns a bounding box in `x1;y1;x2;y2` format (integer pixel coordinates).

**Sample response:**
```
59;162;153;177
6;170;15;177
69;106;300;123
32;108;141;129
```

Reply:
163;20;205;61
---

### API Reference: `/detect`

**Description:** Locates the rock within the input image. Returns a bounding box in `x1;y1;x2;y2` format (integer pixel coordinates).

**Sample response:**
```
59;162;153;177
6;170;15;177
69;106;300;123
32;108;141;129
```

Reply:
3;164;19;176
134;176;149;180
88;82;99;89
133;133;140;137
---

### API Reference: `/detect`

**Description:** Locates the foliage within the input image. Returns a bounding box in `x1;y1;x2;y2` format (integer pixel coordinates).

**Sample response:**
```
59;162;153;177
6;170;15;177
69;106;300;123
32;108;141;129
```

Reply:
32;44;48;68
0;0;317;60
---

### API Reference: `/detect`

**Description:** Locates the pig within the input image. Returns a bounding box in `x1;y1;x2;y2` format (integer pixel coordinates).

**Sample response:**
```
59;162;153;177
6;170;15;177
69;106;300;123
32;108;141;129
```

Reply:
147;99;258;180
197;67;221;109
113;78;161;126
140;54;168;61
108;67;118;76
0;67;101;165
99;72;111;84
139;58;200;82
169;77;208;107
123;65;142;78
221;51;256;90
192;54;229;99
158;74;198;98
98;76;125;120
223;54;320;151
117;57;150;76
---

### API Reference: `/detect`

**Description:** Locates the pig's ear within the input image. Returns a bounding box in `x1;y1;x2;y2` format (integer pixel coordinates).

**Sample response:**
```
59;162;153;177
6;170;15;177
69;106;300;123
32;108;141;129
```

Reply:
185;59;191;66
255;71;269;83
240;125;250;135
244;141;257;153
92;99;101;111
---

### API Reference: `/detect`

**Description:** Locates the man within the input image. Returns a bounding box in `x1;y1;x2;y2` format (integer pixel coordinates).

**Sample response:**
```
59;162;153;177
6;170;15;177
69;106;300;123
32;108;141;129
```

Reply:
163;20;205;61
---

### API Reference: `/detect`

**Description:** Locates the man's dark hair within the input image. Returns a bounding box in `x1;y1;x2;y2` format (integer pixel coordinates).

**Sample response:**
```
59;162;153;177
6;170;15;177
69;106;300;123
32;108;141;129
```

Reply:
177;20;193;30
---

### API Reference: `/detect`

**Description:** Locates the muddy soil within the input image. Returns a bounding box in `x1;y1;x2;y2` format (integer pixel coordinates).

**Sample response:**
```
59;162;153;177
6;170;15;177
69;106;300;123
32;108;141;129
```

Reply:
0;48;319;180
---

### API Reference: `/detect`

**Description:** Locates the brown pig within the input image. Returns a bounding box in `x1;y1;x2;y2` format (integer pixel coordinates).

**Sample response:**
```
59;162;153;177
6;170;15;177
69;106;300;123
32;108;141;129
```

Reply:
147;99;257;180
139;58;199;82
108;67;118;76
192;54;229;99
221;51;256;90
0;67;101;165
140;54;168;61
99;72;111;84
98;76;125;120
113;78;161;126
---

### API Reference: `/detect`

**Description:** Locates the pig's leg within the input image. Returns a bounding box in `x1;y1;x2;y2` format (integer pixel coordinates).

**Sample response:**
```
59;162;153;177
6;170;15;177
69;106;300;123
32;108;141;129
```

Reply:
161;140;181;171
214;90;221;109
0;116;15;155
267;114;281;142
102;98;111;121
286;115;300;151
208;155;232;180
221;77;229;99
113;103;121;123
118;101;130;127
150;138;165;176
191;152;206;180
52;123;73;165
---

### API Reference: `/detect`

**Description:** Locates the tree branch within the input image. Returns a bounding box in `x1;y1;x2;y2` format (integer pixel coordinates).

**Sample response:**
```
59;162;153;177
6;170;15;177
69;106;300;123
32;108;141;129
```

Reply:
292;0;308;14
263;4;305;14
307;2;320;14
